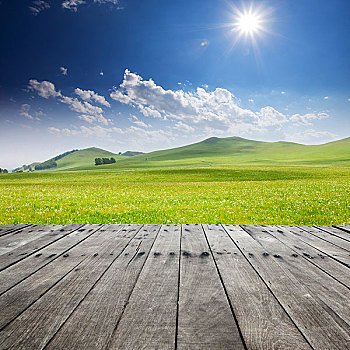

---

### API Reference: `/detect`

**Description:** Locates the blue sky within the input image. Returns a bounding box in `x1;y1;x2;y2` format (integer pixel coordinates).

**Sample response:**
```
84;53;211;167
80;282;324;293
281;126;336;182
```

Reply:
0;0;349;169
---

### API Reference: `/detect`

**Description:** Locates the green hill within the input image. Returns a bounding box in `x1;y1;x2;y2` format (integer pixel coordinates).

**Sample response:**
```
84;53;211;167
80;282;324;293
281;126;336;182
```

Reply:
113;136;350;168
14;147;124;172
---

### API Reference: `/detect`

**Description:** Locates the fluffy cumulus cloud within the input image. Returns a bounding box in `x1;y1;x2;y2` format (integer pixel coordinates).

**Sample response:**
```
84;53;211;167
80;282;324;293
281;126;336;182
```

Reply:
29;1;50;15
75;88;111;107
290;112;329;126
110;69;289;134
28;80;61;99
28;79;111;125
62;0;85;11
291;129;337;143
61;0;122;11
60;67;68;76
20;104;40;120
78;114;110;125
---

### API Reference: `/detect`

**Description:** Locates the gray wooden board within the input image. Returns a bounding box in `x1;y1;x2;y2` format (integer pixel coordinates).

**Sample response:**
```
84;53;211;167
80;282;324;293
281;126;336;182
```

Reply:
299;226;350;252
107;225;180;349
0;225;63;255
0;224;140;349
317;226;350;242
0;225;31;238
243;225;350;327
204;224;312;350
177;224;245;349
268;226;350;288
0;224;111;330
0;224;83;272
224;225;350;350
0;225;99;295
284;226;350;267
335;225;350;233
45;225;160;350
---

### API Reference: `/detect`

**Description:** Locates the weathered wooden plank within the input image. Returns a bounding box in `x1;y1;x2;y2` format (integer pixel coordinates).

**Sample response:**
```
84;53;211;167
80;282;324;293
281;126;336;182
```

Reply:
316;226;350;242
204;224;312;350
0;224;117;330
0;225;31;238
0;225;99;295
107;225;180;349
283;226;350;267
298;226;350;252
45;225;160;350
224;225;350;350
335;225;350;233
0;224;140;349
176;224;245;349
244;225;350;326
0;225;63;255
0;224;83;272
266;226;350;288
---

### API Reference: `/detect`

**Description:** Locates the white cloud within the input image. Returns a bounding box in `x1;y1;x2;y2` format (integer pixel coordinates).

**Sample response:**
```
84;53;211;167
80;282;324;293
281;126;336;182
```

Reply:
28;80;61;99
290;112;329;126
75;88;110;107
62;0;85;11
100;72;104;76
173;121;194;133
94;0;120;4
78;114;110;125
110;69;288;133
60;67;68;76
324;96;329;100
20;104;39;120
291;129;337;143
60;96;104;116
248;98;254;103
281;91;286;95
29;1;50;15
49;125;121;137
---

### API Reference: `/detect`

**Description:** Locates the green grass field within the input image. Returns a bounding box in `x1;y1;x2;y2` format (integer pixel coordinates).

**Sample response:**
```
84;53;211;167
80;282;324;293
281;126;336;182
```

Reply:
1;165;349;225
2;137;349;225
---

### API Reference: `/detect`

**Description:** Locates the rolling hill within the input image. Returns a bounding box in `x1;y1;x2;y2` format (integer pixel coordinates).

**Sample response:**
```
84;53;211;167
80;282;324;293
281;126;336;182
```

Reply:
14;147;123;172
13;137;350;172
113;136;350;168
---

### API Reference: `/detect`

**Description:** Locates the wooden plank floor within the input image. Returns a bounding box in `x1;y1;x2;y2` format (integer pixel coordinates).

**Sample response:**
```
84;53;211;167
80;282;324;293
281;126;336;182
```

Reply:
0;224;349;350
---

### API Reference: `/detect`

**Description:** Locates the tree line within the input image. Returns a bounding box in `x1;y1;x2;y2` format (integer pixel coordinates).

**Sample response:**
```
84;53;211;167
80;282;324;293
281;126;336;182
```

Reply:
95;157;116;165
0;168;8;173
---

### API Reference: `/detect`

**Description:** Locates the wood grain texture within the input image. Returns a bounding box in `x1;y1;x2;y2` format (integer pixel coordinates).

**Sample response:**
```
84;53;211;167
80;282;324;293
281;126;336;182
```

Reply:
0;224;139;349
268;226;350;288
0;224;82;272
0;225;63;255
0;224;108;330
317;226;350;242
0;224;349;349
107;225;180;350
244;226;350;326
45;225;160;350
0;224;98;295
0;225;31;238
283;226;350;267
335;225;350;233
226;225;350;350
177;224;244;349
205;224;311;350
298;226;350;252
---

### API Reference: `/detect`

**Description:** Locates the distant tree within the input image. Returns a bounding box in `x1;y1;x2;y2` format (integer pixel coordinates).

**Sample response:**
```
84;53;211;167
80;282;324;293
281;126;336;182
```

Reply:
95;158;103;166
110;157;116;164
118;152;122;155
3;169;8;173
35;160;57;171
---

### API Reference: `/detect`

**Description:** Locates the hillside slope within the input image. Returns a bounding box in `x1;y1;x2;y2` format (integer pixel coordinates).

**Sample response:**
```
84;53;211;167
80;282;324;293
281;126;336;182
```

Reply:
114;136;350;168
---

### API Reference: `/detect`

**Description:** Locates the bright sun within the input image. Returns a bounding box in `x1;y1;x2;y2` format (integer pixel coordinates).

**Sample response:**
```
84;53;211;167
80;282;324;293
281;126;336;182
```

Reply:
237;13;261;34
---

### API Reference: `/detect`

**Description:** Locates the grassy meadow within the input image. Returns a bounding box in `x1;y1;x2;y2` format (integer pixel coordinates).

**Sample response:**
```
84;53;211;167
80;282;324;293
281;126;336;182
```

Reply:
1;165;349;225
